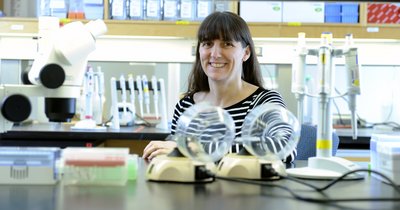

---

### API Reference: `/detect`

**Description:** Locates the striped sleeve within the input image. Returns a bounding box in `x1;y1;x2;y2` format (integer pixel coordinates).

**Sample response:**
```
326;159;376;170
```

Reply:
250;89;286;109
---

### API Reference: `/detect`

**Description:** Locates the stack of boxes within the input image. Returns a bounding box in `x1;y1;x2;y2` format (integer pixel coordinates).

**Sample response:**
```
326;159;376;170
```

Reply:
324;3;359;23
239;1;325;23
110;0;237;21
282;2;325;23
239;1;360;24
367;3;400;24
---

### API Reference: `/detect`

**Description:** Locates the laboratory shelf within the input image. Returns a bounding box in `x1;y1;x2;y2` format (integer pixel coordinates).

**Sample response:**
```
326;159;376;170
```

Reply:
1;18;400;39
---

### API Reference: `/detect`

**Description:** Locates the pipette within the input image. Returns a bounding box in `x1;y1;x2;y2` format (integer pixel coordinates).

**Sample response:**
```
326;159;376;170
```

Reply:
344;34;361;140
151;75;159;119
97;66;105;124
120;75;133;126
142;75;150;114
128;74;136;118
84;66;94;120
136;75;144;117
110;77;120;129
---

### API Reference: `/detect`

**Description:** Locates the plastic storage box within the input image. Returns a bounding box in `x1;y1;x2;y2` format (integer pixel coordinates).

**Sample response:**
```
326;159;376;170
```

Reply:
61;148;130;186
370;134;400;184
367;3;400;23
341;3;359;23
282;2;325;23
240;1;282;22
325;3;341;23
0;147;60;185
324;3;359;23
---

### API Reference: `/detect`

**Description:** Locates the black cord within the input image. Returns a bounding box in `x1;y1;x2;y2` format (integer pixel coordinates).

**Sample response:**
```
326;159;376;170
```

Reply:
313;169;400;193
334;88;400;131
215;168;400;203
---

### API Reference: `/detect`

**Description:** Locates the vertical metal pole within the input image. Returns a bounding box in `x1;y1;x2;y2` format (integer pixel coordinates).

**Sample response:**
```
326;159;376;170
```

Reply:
317;32;334;158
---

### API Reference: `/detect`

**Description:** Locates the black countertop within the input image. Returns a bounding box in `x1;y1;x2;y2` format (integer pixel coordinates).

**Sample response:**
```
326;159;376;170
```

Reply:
0;160;399;210
0;122;170;145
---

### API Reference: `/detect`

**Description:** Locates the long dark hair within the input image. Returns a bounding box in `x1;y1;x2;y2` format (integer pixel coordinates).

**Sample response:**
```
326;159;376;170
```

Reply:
186;11;263;97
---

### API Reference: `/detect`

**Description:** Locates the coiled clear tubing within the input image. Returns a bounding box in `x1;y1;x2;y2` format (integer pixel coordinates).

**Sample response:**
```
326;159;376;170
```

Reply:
241;104;300;160
175;103;235;162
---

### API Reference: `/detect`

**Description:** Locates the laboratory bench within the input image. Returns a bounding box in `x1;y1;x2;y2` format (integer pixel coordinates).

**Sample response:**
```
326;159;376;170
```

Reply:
0;159;399;210
0;122;170;154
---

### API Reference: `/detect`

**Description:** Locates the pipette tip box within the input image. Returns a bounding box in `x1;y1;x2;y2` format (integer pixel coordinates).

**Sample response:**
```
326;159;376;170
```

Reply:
370;134;400;184
61;147;130;186
0;147;61;185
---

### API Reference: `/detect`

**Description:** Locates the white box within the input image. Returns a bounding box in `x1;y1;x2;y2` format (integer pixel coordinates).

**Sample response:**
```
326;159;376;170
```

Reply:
282;2;325;23
370;134;400;172
375;141;400;184
240;1;282;22
370;134;400;184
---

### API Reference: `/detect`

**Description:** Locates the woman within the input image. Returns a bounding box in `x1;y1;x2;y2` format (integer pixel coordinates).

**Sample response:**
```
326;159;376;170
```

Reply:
143;11;296;162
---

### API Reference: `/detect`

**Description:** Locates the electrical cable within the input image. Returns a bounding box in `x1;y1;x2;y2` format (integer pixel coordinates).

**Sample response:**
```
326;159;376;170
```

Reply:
333;88;400;131
213;168;400;203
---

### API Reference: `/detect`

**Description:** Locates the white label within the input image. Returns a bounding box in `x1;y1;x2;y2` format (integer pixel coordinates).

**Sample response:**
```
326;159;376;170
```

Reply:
197;1;211;18
180;1;193;19
10;25;24;31
112;0;125;17
147;0;159;17
130;0;142;17
367;27;379;33
164;1;177;18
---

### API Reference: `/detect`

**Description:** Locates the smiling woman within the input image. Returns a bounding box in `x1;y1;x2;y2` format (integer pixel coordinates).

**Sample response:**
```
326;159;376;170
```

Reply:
143;11;295;163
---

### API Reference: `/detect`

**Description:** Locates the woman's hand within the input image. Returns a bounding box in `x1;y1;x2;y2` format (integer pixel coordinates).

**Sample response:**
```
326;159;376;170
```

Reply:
143;141;177;160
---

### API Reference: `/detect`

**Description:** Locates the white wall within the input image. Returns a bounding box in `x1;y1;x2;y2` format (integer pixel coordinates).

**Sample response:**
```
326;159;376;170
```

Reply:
1;33;400;127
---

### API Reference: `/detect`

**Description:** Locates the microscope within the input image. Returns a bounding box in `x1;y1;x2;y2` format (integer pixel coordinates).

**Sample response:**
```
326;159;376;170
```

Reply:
0;18;107;133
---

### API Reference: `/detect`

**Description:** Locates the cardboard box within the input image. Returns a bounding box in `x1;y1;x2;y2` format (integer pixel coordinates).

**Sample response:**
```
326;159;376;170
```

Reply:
239;1;282;22
282;2;325;23
367;3;400;24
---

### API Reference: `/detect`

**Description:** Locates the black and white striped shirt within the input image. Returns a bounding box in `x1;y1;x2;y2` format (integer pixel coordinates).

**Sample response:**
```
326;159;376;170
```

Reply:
170;88;296;162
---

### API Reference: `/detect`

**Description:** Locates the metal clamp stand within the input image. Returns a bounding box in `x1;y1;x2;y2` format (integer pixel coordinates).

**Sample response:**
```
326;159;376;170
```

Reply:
287;32;362;179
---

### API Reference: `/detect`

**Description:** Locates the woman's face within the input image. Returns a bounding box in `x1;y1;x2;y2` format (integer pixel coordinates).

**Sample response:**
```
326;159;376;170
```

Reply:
199;39;250;83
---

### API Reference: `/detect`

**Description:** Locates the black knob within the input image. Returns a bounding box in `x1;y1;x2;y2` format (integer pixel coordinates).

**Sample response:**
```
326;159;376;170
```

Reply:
1;94;31;123
40;63;66;89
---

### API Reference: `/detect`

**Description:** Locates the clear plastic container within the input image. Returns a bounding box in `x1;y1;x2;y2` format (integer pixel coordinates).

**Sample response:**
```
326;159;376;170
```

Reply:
129;0;144;20
61;148;129;186
110;0;128;20
67;0;86;19
180;0;196;21
163;0;179;21
196;0;213;21
144;0;162;20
